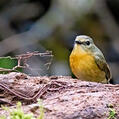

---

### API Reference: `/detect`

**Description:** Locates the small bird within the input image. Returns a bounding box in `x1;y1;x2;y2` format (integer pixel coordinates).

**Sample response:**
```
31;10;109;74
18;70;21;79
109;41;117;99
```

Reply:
69;35;111;83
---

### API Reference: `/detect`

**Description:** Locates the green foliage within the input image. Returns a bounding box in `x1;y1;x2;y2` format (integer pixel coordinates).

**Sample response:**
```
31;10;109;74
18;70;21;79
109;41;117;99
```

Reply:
107;108;116;119
0;100;44;119
0;116;6;119
0;56;22;73
0;57;17;69
37;99;44;119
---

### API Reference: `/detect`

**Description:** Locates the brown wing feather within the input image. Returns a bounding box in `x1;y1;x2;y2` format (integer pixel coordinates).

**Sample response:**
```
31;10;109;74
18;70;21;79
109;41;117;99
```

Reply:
95;55;112;82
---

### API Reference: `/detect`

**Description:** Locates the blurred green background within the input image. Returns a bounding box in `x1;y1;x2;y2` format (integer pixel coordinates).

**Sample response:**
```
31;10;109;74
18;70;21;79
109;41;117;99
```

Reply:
0;0;119;83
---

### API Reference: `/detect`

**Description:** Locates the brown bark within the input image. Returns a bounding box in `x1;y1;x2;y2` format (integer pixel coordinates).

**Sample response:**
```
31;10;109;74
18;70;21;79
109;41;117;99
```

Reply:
0;72;119;119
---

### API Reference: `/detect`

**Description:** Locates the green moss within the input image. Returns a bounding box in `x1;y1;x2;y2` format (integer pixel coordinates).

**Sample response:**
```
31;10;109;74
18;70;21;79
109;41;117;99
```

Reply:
0;100;44;119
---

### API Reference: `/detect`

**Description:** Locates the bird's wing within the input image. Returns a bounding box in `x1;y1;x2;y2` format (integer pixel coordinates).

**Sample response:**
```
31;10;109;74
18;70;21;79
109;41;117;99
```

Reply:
94;55;112;82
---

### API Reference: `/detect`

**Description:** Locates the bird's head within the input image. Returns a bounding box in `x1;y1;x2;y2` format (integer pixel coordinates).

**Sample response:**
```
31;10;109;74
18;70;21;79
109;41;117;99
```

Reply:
74;35;96;53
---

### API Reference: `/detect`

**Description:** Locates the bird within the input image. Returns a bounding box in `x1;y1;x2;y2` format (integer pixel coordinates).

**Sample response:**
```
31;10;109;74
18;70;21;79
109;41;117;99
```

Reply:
69;35;111;83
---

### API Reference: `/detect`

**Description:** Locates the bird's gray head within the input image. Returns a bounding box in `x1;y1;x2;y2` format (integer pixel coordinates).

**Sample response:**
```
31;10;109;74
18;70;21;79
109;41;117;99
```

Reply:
74;35;97;53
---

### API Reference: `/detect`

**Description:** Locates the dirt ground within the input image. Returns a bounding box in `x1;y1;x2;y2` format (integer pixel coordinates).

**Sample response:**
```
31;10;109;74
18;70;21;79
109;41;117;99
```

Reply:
0;72;119;119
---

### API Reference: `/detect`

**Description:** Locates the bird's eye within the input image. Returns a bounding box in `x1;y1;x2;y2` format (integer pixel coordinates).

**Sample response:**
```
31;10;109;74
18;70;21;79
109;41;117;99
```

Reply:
85;41;90;45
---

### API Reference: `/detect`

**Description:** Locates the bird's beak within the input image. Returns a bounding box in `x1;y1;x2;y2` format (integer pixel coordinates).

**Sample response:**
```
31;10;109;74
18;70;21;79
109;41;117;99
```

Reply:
75;40;82;45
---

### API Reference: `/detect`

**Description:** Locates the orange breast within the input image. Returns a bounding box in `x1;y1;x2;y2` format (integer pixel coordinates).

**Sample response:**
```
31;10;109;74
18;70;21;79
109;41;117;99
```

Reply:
69;47;106;83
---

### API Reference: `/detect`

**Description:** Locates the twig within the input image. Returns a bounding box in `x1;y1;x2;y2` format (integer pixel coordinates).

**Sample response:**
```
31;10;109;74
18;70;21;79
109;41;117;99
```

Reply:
0;51;53;72
14;51;53;71
0;80;68;102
